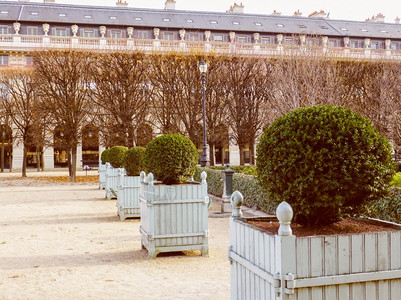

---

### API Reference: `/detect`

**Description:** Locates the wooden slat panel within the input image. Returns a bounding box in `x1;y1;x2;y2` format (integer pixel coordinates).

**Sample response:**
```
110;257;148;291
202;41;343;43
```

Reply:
324;236;337;276
390;279;401;299
310;237;324;299
338;284;350;300
378;280;389;300
365;281;377;300
390;231;401;270
296;238;310;277
365;233;377;272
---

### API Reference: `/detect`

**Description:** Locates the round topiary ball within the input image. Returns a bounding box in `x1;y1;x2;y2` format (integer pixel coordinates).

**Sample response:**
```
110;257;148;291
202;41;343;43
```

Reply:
144;134;198;184
100;148;111;164
256;105;395;226
123;146;146;176
108;146;128;168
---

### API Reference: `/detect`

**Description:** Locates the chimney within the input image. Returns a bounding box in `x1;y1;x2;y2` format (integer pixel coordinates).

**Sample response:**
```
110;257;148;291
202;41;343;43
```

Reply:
308;10;327;18
395;17;400;24
375;13;385;23
271;10;281;16
227;2;244;14
293;10;302;16
164;0;176;10
116;0;128;6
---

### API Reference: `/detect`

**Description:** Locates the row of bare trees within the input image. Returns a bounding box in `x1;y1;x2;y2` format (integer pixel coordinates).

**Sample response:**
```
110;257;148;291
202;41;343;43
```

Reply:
0;50;400;180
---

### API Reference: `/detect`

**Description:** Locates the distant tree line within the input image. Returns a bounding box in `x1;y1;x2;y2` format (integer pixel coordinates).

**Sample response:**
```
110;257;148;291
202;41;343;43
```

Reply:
0;49;400;180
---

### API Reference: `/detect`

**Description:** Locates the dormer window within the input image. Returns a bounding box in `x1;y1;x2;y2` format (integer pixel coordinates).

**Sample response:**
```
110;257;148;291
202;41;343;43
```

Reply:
381;30;388;33
186;19;194;23
361;29;368;32
163;18;171;22
233;21;240;25
30;12;39;16
1;11;8;14
134;17;142;21
85;15;92;19
110;16;117;20
341;27;348;31
58;13;66;17
320;26;328;29
276;24;284;27
255;22;262;26
298;24;307;28
210;20;218;24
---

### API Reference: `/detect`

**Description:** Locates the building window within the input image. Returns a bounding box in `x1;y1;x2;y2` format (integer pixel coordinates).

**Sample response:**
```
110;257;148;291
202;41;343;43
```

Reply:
80;29;97;38
186;19;194;23
298;24;307;29
162;32;175;40
261;37;271;44
26;56;34;66
351;41;359;48
210;20;218;24
391;43;399;50
163;18;171;22
0;11;8;15
188;33;202;42
213;35;223;42
340;27;348;31
284;37;294;45
0;25;10;35
27;26;38;36
0;55;9;66
255;22;262;26
233;21;240;25
276;24;284;27
237;36;247;43
137;30;149;40
320;25;328;29
58;13;67;17
371;42;379;49
52;27;68;37
110;16;117;20
361;29;368;32
84;15;92;19
30;12;39;16
109;30;122;39
134;17;142;21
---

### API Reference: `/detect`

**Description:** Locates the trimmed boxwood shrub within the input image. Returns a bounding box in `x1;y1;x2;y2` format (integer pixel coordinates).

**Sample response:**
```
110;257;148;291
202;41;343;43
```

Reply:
257;105;395;226
108;146;128;168
123;146;146;176
144;134;198;184
100;149;111;164
209;165;257;176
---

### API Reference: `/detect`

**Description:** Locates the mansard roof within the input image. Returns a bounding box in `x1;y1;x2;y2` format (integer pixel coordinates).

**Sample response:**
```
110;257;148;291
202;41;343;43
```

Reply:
0;1;400;39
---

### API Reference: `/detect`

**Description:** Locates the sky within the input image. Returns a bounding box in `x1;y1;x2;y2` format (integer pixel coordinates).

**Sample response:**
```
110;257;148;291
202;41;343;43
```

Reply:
13;0;401;23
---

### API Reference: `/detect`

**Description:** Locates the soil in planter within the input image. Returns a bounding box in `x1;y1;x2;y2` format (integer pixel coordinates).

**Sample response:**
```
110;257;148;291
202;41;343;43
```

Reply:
246;217;401;237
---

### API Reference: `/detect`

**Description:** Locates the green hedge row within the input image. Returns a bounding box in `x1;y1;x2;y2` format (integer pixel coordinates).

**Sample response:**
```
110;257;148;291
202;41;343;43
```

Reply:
194;167;275;214
208;165;257;176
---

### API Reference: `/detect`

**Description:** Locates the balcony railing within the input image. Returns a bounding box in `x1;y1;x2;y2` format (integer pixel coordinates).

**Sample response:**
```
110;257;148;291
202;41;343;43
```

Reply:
0;34;400;60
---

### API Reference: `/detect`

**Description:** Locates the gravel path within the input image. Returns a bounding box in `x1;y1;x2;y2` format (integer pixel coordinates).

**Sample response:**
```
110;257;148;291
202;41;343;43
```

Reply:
0;172;231;300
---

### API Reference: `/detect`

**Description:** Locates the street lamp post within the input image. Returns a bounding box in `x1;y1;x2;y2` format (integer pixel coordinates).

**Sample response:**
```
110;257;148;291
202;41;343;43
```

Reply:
198;60;208;167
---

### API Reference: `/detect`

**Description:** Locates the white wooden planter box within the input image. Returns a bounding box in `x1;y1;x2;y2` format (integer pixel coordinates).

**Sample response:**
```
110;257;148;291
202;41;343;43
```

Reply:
139;172;209;259
228;193;401;300
98;161;106;190
105;163;124;199
116;169;141;220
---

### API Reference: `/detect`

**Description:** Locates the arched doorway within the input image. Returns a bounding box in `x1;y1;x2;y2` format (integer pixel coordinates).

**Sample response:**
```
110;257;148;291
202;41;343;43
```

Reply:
0;124;12;171
136;123;153;147
53;126;68;168
25;126;43;169
81;124;99;167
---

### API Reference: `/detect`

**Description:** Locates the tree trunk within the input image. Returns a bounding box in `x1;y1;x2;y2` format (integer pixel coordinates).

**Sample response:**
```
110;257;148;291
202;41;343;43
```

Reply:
36;147;40;172
209;144;215;166
22;143;27;177
1;143;4;172
68;148;72;177
70;146;77;182
239;145;245;166
249;141;255;165
41;148;45;171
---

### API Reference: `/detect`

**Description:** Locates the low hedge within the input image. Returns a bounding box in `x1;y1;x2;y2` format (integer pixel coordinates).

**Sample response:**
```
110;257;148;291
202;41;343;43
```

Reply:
208;165;257;176
194;167;275;214
365;188;401;223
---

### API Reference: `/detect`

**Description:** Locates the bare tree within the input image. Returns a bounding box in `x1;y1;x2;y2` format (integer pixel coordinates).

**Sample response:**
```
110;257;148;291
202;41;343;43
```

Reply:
0;68;42;177
89;52;150;147
33;50;93;182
